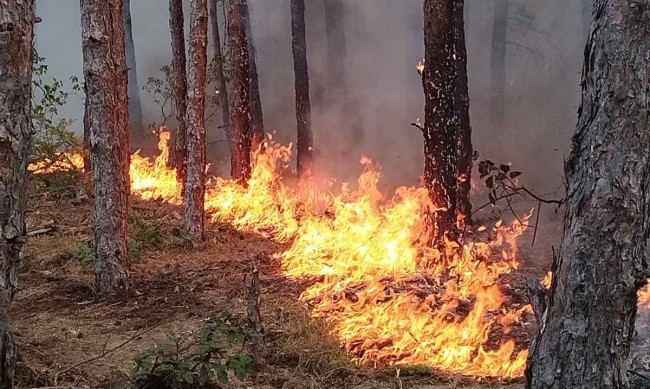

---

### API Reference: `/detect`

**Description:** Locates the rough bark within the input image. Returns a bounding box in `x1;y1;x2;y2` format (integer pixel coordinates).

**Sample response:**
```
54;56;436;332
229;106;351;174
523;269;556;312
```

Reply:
422;0;458;247
209;0;232;157
0;1;35;385
229;0;252;182
184;0;208;247
82;81;91;173
81;0;131;294
453;0;472;228
490;0;507;129
169;0;188;185
242;0;264;149
525;1;650;388
123;0;143;136
291;0;312;178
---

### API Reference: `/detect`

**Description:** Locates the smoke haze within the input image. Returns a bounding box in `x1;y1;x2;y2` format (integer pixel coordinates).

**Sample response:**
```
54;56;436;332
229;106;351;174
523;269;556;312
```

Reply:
35;0;585;198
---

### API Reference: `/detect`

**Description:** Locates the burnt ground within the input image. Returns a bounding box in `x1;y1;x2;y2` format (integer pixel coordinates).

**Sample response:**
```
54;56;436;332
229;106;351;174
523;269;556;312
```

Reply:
13;175;559;389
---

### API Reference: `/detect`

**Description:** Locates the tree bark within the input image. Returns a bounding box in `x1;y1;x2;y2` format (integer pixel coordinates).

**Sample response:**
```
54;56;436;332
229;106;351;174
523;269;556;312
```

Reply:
184;0;208;247
229;0;253;182
525;1;650;388
490;0;507;129
242;0;264;149
123;0;143;136
453;0;473;228
169;0;188;185
422;0;458;247
291;0;313;178
0;1;35;385
209;0;232;157
83;82;91;173
81;0;131;294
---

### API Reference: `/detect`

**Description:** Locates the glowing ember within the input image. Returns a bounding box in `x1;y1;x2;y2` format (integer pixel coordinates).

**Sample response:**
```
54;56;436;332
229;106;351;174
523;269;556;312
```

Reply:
32;132;534;379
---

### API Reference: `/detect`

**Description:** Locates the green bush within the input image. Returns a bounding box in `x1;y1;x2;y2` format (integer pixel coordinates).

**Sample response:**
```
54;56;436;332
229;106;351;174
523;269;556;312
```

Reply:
131;317;256;389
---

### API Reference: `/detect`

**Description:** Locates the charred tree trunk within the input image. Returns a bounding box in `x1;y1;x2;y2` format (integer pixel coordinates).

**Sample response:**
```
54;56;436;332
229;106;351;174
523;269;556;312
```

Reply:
242;1;264;149
184;0;208;246
229;0;252;182
422;0;458;247
81;0;131;294
169;0;188;185
209;0;232;157
291;0;313;178
124;0;143;136
525;1;650;388
453;0;473;227
490;0;507;129
0;1;35;385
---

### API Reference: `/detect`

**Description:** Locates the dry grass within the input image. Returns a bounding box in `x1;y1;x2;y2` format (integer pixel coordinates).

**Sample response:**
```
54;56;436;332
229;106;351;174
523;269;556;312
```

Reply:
14;175;530;389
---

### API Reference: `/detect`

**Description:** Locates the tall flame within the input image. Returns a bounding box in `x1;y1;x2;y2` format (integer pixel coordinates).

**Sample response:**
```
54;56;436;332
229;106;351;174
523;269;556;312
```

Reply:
31;131;533;378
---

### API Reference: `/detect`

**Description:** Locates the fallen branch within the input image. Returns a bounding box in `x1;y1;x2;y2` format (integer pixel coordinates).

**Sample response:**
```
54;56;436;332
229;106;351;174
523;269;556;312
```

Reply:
53;323;161;386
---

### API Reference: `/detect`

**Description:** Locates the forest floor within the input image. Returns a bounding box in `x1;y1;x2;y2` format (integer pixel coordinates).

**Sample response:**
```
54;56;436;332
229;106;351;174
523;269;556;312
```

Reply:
13;173;560;389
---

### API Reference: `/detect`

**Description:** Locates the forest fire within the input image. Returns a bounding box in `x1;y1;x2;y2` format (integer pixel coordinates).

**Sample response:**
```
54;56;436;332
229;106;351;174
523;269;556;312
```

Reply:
31;131;533;378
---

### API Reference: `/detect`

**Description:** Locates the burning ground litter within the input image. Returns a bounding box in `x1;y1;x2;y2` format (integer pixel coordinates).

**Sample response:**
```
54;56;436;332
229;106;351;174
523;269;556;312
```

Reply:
29;130;536;380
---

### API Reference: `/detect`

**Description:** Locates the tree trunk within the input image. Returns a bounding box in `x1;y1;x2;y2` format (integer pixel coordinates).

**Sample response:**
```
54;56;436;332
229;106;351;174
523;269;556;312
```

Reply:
525;1;650;388
169;0;188;185
83;82;91;173
229;0;253;182
209;0;232;157
323;0;346;104
453;0;472;228
123;0;143;136
323;0;364;154
184;0;208;247
422;0;458;248
291;0;313;178
0;1;35;385
242;0;264;149
81;0;131;294
490;0;507;129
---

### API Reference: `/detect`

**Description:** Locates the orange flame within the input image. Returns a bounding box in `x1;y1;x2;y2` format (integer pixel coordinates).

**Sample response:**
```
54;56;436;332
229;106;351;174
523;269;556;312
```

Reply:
33;132;534;379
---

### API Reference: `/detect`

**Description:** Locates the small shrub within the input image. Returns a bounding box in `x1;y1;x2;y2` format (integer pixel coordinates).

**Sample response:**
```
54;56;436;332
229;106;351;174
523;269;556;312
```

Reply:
72;241;95;265
131;317;256;389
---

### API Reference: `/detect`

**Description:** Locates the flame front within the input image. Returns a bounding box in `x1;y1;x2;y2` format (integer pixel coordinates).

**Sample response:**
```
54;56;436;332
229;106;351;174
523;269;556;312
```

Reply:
32;131;532;379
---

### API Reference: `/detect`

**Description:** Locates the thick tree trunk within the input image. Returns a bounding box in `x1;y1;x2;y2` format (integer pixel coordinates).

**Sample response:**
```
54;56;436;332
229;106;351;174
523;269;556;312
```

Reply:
81;0;131;294
184;0;208;247
209;0;232;157
83;82;91;173
0;1;35;385
291;0;313;178
242;1;264;149
422;0;458;248
453;0;472;228
229;0;253;182
169;0;188;185
525;1;650;388
123;0;143;136
490;0;507;129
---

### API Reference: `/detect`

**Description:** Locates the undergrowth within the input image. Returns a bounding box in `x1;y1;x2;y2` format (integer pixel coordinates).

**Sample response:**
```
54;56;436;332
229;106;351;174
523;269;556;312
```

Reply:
130;316;256;389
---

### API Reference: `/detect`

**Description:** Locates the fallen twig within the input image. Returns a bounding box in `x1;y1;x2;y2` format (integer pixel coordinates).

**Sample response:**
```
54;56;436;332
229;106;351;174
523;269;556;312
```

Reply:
53;323;161;386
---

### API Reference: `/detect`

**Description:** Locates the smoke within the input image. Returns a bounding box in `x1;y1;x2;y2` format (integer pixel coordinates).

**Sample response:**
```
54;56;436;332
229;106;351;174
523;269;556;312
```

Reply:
35;0;586;197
